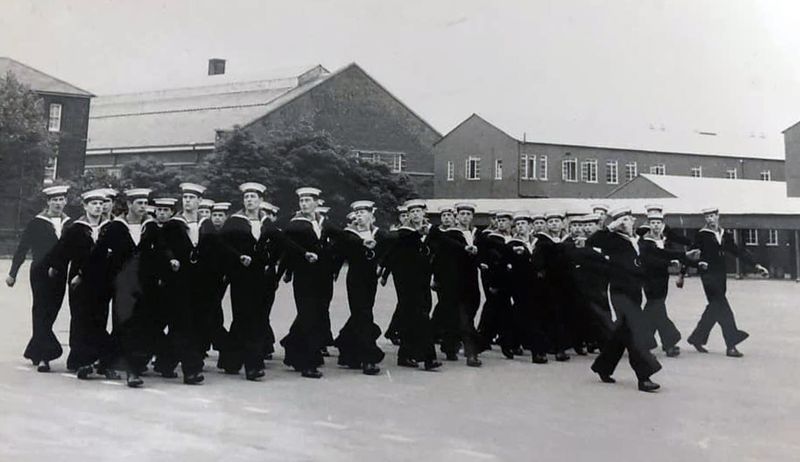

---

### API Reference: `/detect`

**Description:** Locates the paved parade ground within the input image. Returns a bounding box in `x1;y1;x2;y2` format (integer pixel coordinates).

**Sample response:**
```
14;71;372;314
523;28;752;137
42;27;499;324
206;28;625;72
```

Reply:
0;259;798;462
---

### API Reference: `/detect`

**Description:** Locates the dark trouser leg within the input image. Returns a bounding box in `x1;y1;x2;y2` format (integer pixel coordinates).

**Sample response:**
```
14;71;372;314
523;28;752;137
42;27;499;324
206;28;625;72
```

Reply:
591;325;626;377
458;283;483;357
25;268;65;363
397;276;435;362
437;286;460;356
594;293;661;380
644;297;681;350
281;277;326;370
336;276;384;366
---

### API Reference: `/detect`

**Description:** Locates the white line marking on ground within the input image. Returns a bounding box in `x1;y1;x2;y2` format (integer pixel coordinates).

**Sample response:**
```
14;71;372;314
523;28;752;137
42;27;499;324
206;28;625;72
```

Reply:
242;406;270;414
101;380;123;386
60;373;76;379
312;421;348;430
380;434;415;443
453;449;497;460
14;366;31;371
142;388;167;395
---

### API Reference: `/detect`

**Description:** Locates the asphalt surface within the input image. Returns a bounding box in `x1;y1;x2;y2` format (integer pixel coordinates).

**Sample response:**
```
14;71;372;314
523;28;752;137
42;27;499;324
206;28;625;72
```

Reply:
1;259;798;462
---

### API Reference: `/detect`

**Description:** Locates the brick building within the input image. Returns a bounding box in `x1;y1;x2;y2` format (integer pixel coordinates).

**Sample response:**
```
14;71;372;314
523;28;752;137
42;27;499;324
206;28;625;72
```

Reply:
434;114;784;199
86;62;441;195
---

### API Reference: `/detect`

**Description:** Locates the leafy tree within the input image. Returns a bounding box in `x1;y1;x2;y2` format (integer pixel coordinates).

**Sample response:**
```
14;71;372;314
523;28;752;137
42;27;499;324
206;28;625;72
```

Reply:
202;125;418;225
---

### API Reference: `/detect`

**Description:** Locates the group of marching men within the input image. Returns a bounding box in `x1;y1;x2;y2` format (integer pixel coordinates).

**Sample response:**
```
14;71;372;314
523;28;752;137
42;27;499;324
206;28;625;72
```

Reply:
6;182;768;392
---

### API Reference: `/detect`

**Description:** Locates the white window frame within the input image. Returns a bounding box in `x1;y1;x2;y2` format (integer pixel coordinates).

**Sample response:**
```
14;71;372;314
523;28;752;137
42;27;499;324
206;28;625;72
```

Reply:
494;159;503;180
605;160;618;184
562;158;578;182
726;169;738;179
391;153;406;173
625;162;638;181
760;170;772;181
466;156;481;180
539;155;548;181
690;166;703;178
581;159;598;183
48;103;62;132
744;229;759;246
446;161;454;181
649;164;666;175
521;154;537;181
767;229;779;246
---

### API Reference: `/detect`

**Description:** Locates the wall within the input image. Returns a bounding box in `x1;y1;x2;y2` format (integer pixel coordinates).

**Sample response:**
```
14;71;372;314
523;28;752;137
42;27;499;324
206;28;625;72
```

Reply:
784;122;800;197
42;94;90;180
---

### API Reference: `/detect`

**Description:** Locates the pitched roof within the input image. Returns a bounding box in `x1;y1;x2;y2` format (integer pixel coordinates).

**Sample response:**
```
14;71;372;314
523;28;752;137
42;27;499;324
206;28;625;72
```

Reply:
426;175;800;216
0;57;93;97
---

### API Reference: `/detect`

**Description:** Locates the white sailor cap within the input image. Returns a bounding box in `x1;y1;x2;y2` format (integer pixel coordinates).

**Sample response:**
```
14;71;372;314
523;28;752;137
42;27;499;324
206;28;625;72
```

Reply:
102;188;118;201
350;200;375;211
591;203;610;213
495;210;514;219
296;187;322;198
513;211;532;222
583;213;602;223
701;207;719;215
609;207;633;220
179;183;206;196
438;205;455;214
239;182;266;195
212;201;231;212
123;188;152;200
644;203;664;214
487;210;499;218
545;211;565;220
396;205;408;213
198;199;214;209
647;211;665;221
566;209;588;218
42;185;69;197
81;189;108;203
570;215;587;224
404;199;427;211
317;206;330;215
145;205;156;214
153;197;178;207
531;212;546;222
346;211;357;221
260;202;279;214
454;202;477;213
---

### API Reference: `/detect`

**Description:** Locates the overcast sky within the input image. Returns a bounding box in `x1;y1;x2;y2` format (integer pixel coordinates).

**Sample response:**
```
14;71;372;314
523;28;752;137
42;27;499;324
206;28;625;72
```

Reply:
2;0;799;158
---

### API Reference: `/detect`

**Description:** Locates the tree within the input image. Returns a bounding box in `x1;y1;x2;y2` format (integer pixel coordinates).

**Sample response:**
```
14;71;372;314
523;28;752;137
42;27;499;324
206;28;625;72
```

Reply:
202;125;418;225
0;71;56;229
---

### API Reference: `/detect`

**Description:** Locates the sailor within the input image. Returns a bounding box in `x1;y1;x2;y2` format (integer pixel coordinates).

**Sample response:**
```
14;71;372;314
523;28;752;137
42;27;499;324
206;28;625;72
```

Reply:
332;200;388;375
198;199;214;220
381;204;409;345
256;201;287;361
429;205;457;352
6;185;71;372
686;207;768;357
101;189;119;221
204;201;231;358
476;210;514;353
144;197;177;375
314;204;336;356
590;207;663;392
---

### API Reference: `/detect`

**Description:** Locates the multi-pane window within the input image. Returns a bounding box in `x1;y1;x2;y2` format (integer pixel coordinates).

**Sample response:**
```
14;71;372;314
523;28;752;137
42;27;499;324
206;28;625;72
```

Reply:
520;155;536;180
744;229;759;246
391;153;406;173
356;150;407;172
43;157;57;183
562;158;578;182
538;155;548;181
446;161;454;181
48;103;62;132
649;164;666;175
690;166;703;178
625;162;638;181
581;159;598;183
760;170;772;181
726;169;738;179
767;229;779;246
605;160;618;184
466;156;481;180
494;159;503;180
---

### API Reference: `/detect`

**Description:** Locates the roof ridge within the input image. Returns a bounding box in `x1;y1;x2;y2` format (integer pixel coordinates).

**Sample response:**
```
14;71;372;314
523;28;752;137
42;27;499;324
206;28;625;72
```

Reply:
90;100;281;119
0;57;94;96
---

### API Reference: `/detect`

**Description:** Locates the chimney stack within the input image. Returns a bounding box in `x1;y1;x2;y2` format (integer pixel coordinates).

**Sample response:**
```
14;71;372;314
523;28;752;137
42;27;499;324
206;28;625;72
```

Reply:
208;58;226;76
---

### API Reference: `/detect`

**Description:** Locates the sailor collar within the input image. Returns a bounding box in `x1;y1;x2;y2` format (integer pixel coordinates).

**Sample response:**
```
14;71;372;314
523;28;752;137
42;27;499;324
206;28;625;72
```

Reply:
113;216;154;227
345;226;378;239
396;226;417;232
290;216;318;225
699;227;725;244
170;214;208;226
34;213;70;224
71;217;105;229
536;232;561;244
488;231;511;241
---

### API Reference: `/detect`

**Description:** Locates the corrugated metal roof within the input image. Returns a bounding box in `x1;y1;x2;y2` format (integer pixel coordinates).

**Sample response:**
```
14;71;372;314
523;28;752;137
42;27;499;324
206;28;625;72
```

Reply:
425;175;800;216
0;57;93;97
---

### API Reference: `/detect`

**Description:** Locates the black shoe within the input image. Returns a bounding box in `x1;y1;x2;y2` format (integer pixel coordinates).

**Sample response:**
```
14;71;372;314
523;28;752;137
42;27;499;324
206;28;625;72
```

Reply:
690;342;708;353
423;360;442;371
397;357;419;368
586;343;598;354
444;352;458;361
532;353;548;364
598;373;616;384
726;347;744;358
126;373;144;388
223;369;240;375
466;355;482;367
103;369;121;380
246;369;265;381
362;363;380;376
512;347;524;356
301;368;323;379
183;373;204;385
160;370;179;379
264;353;273;361
320;347;330;357
501;347;514;359
638;379;661;392
665;346;681;357
574;346;587;356
555;351;570;362
76;365;93;380
37;361;50;373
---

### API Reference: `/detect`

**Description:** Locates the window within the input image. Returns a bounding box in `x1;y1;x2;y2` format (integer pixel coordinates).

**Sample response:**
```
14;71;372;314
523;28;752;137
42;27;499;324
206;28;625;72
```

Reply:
355;150;407;172
48;103;62;132
744;229;759;246
649;164;666;175
605;160;618;184
562;158;578;182
391;153;406;173
43;157;57;184
539;155;548;181
690;166;703;178
520;155;536;180
625;162;638;181
726;169;738;179
760;170;772;181
466;156;481;180
767;229;779;246
446;161;454;181
581;159;598;183
494;159;503;180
